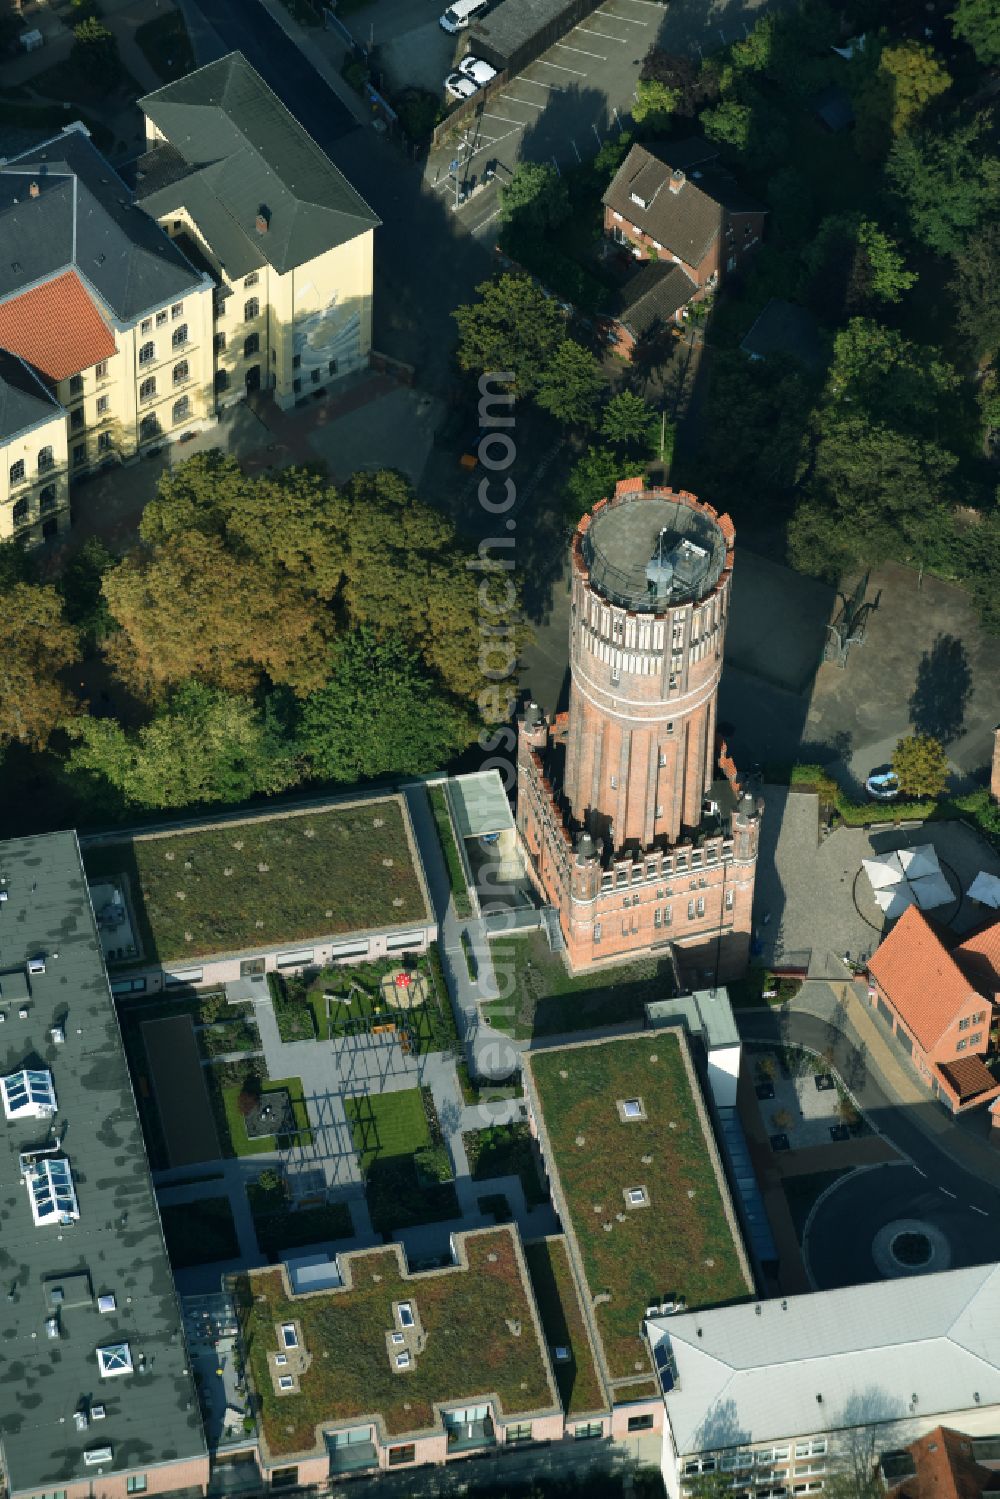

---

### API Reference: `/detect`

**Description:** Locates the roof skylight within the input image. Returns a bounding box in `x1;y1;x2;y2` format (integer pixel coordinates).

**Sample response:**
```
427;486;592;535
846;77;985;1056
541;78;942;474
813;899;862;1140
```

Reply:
2;1067;57;1120
25;1156;78;1226
96;1342;133;1378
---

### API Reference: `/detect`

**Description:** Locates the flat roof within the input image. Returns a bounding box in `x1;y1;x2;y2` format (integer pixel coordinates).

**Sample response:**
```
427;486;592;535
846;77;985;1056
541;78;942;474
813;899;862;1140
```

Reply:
582;494;728;611
524;1032;753;1390
0;832;206;1495
446;771;515;841
238;1228;560;1458
646;986;740;1050
81;796;432;967
523;1237;608;1418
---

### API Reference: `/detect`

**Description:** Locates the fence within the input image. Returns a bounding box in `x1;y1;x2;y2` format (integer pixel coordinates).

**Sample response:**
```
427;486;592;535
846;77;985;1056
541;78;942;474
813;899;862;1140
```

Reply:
431;69;510;149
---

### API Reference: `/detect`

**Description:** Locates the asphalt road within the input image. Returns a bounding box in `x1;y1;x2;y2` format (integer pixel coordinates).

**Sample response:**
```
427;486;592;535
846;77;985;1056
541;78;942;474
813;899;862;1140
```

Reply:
738;1008;1000;1284
183;0;360;152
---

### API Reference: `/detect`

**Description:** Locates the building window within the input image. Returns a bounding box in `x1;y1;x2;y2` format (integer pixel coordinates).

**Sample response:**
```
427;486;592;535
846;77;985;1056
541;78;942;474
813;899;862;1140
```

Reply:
172;323;188;348
688;900;695;920
311;368;321;384
328;357;338;375
139;376;156;402
97;394;110;416
126;1480;147;1495
593;923;602;943
71;407;84;431
271;1469;298;1490
214;332;226;353
40;485;57;513
293;377;302;393
140;318;152;335
215;369;229;393
37;446;54;473
9;459;25;484
654;908;662;927
696;897;705;917
610;775;618;790
155;310;167;327
795;1443;827;1459
98;431;113;452
956;1039;968;1052
139;414;160;442
173;360;189;386
575;1422;604;1441
292;354;301;369
244;297;260;320
245;272;259;288
664;905;672;925
173;396;190;425
12;496;29;524
95;360;108;380
139;341;155;366
244;332;260;358
507;1423;533;1444
73;443;86;466
958;1017;971;1031
628;1414;655;1432
971;1032;983;1046
171;301;184;319
388;1445;415;1466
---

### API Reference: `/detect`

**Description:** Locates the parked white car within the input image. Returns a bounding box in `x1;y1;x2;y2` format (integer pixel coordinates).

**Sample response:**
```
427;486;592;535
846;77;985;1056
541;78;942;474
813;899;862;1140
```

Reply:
445;72;479;100
439;0;488;33
458;56;498;85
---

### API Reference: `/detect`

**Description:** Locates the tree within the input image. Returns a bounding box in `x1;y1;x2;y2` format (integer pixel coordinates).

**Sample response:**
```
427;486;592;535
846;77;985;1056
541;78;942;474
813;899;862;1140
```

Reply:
639;50;716;116
950;225;1000;360
950;0;1000;64
563;446;646;520
0;584;80;751
632;77;681;131
892;733;949;799
295;628;474;782
701;99;752;151
887;115;1000;257
498;162;569;235
64;682;300;810
803;216;916;319
601;391;658;453
823;319;960;441
71;17;122;90
536;340;604;427
700;352;816;517
58;536;115;650
454;275;566;395
856;41;950;158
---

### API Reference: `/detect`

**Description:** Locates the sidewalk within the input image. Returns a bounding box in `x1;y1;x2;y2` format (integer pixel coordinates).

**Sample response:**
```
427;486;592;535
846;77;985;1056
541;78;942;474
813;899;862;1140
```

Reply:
249;0;371;128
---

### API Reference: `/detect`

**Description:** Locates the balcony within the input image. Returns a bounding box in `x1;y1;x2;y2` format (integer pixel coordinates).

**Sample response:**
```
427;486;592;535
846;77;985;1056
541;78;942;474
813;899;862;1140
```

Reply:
446;1415;496;1455
326;1439;378;1474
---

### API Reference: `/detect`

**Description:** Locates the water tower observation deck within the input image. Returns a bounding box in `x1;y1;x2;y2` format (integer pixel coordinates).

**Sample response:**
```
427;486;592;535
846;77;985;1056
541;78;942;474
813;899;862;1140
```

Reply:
580;491;728;613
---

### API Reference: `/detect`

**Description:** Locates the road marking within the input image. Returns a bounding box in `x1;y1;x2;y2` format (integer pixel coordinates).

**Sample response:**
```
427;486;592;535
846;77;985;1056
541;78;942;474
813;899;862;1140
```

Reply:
912;1165;926;1177
597;7;649;23
576;25;629;41
516;75;563;90
538;58;587;75
471;206;503;234
971;1205;989;1216
499;92;544;107
608;0;661;8
480;112;527;126
939;1186;957;1198
556;40;606;58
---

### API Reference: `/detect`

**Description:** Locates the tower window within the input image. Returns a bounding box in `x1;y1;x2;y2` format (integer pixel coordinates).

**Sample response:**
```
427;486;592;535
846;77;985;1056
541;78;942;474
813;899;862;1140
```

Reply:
610;775;618;790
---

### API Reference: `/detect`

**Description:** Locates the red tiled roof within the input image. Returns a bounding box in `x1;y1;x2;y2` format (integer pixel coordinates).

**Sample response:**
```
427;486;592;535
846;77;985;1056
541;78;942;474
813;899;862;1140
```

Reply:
867;905;977;1051
936;1055;1000;1105
891;1426;1000;1499
0;270;116;382
954;917;1000;997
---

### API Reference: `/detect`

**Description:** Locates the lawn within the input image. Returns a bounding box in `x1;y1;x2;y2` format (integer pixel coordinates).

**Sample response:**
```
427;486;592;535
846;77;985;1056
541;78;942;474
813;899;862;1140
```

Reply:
463;1123;547;1206
427;785;472;918
482;931;672;1039
346;1087;458;1234
81;797;429;965
217;1072;312;1157
246;1178;353;1258
346;1086;429;1170
160;1195;239;1269
456;1058;520;1107
728;967;802;1009
237;1229;556;1453
524;1238;607;1417
526;1034;753;1383
133;7;195;82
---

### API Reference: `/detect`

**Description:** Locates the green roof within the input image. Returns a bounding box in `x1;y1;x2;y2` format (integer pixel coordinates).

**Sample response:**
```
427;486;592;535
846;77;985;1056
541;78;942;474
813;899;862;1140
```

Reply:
238;1229;560;1457
137;53;379;277
523;1237;607;1417
525;1032;753;1386
0;832;205;1497
81;796;431;967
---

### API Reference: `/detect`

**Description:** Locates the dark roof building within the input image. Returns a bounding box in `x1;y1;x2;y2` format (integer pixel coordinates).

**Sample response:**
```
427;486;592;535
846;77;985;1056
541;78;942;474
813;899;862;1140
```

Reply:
0;125;204;325
136;53;380;280
740;298;825;370
0;350;62;444
611;261;697;341
0;832;207;1498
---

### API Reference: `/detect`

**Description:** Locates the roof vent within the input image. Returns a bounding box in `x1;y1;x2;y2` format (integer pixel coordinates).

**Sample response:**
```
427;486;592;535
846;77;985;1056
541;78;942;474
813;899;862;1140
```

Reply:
27;955;46;976
255;206;270;234
83;1446;112;1466
29;181;39;198
670;169;686;194
50;1026;65;1046
73;1410;89;1431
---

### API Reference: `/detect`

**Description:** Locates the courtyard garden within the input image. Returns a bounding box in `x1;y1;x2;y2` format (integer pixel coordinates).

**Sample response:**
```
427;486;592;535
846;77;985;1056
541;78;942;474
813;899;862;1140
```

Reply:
246;1170;353;1258
207;1062;312;1157
751;1046;870;1151
81;798;429;965
345;1086;459;1235
463;1123;547;1207
481;931;672;1039
160;1195;239;1269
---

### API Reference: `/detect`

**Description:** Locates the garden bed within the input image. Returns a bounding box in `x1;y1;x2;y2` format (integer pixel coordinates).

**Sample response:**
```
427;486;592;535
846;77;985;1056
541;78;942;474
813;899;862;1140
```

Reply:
482;931;672;1039
463;1122;546;1206
428;785;473;918
247;1176;353;1257
210;1065;312;1157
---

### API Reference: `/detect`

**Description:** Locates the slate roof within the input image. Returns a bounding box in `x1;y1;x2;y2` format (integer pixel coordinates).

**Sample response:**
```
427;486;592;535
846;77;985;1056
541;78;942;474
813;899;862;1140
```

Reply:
0;125;203;324
603;142;763;267
953;918;1000;997
0;271;117;382
137;53;380;279
650;1263;1000;1457
0;832;206;1497
613;260;697;337
867;905;979;1051
0;349;62;444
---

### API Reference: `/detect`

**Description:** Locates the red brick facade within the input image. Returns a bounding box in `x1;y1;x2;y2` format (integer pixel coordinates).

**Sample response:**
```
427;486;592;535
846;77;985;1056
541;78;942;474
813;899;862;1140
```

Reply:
516;482;759;981
603;202;765;293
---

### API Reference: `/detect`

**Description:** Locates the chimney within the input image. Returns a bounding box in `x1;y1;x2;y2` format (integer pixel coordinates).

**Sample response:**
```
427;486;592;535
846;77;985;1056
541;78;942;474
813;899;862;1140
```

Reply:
29;181;39;199
255;206;270;235
669;169;685;194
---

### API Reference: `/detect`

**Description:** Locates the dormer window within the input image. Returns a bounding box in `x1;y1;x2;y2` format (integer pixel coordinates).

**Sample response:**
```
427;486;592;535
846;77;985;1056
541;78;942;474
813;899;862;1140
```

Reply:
630;192;647;209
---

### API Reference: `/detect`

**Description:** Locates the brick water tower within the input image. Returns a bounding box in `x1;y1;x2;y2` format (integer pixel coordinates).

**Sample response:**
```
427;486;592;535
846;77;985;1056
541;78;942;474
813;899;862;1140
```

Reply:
517;478;760;980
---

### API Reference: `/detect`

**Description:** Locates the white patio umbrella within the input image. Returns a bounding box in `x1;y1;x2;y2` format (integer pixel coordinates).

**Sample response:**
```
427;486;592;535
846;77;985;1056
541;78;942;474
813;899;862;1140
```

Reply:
967;871;1000;908
897;844;942;881
908;871;954;911
862;852;907;890
873;885;915;920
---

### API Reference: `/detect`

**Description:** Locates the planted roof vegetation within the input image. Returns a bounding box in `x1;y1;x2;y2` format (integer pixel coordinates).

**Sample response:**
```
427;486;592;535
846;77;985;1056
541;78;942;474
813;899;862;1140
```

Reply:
523;1237;607;1417
82;798;428;964
526;1033;751;1383
238;1229;557;1455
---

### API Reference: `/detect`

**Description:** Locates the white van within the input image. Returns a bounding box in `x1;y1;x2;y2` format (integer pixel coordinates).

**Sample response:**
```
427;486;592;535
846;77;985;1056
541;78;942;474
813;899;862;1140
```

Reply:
439;0;488;33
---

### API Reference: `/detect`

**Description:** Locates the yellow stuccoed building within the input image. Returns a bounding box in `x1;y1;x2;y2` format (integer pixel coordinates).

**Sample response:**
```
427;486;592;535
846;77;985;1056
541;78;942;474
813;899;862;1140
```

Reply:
0;53;378;548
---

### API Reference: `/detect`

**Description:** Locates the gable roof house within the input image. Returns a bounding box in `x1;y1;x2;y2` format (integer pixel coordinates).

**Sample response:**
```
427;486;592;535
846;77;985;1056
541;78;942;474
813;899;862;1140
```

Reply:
600;140;765;357
867;905;1000;1113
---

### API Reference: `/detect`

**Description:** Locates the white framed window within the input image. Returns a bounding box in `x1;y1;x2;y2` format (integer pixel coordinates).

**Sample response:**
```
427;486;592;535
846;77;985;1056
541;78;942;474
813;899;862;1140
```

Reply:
278;1375;294;1390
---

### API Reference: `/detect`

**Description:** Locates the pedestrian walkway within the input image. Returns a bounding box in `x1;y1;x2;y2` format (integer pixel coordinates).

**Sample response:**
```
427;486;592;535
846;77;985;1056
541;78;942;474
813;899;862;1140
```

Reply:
249;0;372;129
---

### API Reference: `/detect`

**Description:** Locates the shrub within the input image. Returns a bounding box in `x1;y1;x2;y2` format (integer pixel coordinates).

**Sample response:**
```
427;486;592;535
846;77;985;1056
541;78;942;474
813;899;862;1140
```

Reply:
236;1086;259;1117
